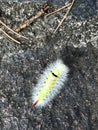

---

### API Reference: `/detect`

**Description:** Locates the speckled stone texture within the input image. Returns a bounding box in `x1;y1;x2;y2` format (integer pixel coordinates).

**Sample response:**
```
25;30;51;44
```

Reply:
0;0;98;130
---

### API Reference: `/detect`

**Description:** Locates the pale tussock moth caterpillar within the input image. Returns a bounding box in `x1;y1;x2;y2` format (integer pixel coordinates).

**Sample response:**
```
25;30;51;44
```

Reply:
32;59;69;108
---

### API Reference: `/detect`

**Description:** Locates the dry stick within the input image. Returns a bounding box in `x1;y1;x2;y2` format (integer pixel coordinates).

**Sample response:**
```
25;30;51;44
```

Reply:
0;28;20;44
0;20;28;39
45;3;71;17
15;5;50;33
54;0;75;33
15;9;44;32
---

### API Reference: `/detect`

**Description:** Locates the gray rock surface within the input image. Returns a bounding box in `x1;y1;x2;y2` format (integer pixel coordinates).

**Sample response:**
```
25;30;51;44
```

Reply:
0;0;98;130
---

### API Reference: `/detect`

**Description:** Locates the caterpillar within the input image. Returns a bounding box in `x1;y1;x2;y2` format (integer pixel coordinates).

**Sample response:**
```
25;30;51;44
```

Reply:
31;59;69;108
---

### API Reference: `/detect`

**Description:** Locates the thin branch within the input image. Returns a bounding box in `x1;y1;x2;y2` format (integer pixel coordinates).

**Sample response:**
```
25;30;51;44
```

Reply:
15;5;50;33
0;20;28;39
45;3;71;17
0;28;20;44
54;0;75;33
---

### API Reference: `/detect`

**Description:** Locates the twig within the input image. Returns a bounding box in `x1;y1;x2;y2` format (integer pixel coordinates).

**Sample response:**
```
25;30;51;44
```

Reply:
15;5;50;33
45;3;71;17
0;28;20;44
54;0;75;33
0;20;28;39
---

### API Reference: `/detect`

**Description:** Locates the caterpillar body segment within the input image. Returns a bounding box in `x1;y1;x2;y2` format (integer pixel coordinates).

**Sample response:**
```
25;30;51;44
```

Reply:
32;59;69;108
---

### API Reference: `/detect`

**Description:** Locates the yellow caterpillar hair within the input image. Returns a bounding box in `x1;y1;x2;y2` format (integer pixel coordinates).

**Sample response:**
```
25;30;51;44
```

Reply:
32;59;69;108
